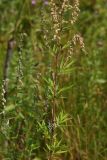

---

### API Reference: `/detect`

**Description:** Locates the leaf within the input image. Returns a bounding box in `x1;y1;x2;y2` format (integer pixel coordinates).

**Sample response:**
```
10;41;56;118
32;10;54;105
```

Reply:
33;158;41;160
43;77;53;86
59;68;74;74
46;144;51;151
19;112;25;119
5;104;15;112
62;43;70;50
59;59;75;74
58;85;73;95
63;60;74;69
56;111;69;127
96;79;106;84
56;150;68;154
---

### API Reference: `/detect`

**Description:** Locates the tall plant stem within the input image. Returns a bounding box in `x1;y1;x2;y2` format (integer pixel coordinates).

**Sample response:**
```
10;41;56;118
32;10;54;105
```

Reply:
52;52;58;135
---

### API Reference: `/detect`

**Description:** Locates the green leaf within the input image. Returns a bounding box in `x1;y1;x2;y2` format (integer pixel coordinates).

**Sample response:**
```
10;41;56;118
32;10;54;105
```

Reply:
59;59;75;74
56;150;68;154
46;144;51;151
96;79;106;84
64;60;74;69
56;111;69;126
5;104;15;112
19;112;25;119
58;85;73;95
33;158;41;160
62;43;70;50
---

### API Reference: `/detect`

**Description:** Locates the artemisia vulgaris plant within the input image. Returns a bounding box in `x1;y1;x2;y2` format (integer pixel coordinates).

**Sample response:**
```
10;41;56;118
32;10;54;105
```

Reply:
0;0;85;159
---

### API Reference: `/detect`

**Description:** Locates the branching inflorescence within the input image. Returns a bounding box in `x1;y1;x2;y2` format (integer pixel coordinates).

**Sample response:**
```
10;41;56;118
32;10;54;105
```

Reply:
39;0;85;158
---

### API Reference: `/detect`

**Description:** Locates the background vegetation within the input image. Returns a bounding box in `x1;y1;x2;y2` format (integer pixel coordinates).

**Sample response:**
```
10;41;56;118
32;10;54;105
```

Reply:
0;0;107;159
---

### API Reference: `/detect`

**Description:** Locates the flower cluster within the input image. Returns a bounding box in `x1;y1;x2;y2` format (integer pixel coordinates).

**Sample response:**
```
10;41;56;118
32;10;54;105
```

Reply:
50;0;61;42
71;0;80;24
17;33;26;85
1;80;7;111
72;34;85;50
59;0;80;25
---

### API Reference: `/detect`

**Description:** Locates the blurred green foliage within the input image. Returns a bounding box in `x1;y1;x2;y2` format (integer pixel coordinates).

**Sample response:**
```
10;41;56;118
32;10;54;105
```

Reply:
0;0;107;159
